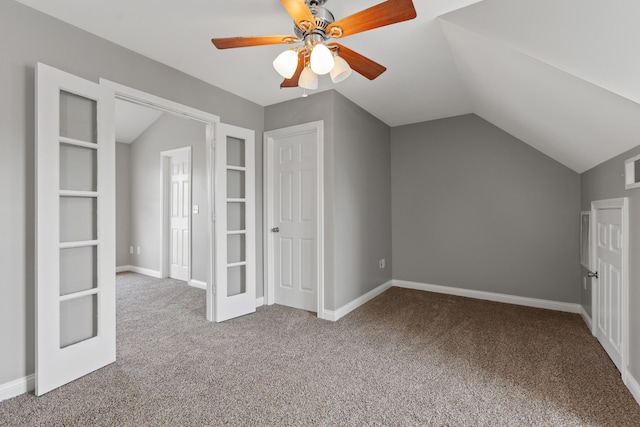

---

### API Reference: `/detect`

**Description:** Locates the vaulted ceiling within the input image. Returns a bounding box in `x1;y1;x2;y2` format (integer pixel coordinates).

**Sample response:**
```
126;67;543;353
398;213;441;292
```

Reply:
16;0;640;173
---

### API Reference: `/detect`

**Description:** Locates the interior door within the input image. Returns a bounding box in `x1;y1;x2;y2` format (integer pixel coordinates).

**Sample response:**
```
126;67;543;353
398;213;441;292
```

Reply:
169;149;190;281
594;207;623;371
271;130;317;312
36;63;116;395
214;124;256;321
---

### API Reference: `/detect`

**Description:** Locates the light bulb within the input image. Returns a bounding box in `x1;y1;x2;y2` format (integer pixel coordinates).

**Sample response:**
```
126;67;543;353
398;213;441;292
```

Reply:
273;50;298;79
330;56;352;83
310;43;334;75
299;67;318;90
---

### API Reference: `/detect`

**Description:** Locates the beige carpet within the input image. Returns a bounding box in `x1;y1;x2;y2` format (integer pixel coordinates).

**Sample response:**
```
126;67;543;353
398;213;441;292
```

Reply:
1;272;639;426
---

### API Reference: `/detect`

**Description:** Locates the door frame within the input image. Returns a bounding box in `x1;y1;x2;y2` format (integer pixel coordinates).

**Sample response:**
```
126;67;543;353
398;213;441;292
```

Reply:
263;121;326;319
590;197;629;383
100;79;220;321
160;146;192;282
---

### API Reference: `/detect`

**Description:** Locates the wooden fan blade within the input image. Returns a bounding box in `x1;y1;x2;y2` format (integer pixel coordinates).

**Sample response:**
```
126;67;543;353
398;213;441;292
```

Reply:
326;0;416;38
280;0;316;31
212;35;297;49
281;54;305;88
330;43;386;80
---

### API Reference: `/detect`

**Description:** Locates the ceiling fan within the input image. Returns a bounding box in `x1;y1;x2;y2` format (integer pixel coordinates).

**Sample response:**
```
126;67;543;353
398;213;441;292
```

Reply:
211;0;417;91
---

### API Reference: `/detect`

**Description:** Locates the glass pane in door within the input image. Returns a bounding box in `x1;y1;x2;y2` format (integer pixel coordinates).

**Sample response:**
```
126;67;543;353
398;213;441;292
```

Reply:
227;170;245;198
60;90;97;143
59;197;97;242
227;136;245;167
227;234;246;264
60;294;98;348
60;246;97;296
227;265;246;297
60;143;97;191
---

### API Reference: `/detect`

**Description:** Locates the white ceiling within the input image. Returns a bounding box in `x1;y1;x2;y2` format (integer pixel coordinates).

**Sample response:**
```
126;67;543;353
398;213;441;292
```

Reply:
115;99;163;143
16;0;640;173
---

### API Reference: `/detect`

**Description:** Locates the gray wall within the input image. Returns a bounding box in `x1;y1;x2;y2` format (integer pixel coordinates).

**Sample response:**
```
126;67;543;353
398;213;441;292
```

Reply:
391;114;581;303
581;144;640;382
0;1;263;386
129;113;208;283
116;142;131;267
265;90;393;310
332;92;392;309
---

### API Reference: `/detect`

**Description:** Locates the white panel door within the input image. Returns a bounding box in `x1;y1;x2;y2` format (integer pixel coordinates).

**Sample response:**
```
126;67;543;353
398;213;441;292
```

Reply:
169;150;190;281
36;63;116;395
594;208;623;371
214;124;256;322
272;131;317;312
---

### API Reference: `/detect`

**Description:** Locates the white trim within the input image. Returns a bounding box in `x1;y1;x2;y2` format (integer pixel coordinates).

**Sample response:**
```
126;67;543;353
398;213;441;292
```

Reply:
324;281;393;322
393;280;581;313
100;79;219;322
256;297;265;307
116;265;131;273
591;197;629;381
125;266;162;278
263;121;326;319
0;375;35;402
624;153;640;190
626;371;640;407
160;146;192;282
580;306;593;330
189;280;207;290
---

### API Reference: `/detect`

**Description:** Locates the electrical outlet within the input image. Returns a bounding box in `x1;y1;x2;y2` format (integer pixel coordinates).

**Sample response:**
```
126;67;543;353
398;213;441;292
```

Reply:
193;205;199;214
379;258;385;269
137;247;141;255
129;246;133;254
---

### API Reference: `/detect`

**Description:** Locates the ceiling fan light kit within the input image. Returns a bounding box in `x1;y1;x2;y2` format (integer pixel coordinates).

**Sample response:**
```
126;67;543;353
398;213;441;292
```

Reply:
212;0;417;92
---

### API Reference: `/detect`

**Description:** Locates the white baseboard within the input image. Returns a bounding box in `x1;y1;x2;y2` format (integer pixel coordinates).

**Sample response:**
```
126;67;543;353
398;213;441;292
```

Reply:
116;265;162;278
256;296;265;307
580;306;593;331
0;374;34;402
626;371;640;407
393;280;581;314
189;279;207;290
324;280;393;322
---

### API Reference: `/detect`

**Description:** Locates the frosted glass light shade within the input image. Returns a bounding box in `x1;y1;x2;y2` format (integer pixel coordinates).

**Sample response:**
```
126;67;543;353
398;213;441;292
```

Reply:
310;44;334;75
299;67;318;90
330;56;352;83
273;50;298;79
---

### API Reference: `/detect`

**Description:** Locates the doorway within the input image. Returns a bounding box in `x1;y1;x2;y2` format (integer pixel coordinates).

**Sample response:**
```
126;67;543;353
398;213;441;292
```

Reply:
264;121;326;318
590;198;629;382
160;147;192;283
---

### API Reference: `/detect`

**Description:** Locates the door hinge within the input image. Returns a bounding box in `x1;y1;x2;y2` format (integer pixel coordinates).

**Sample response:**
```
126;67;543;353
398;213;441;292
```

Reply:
212;212;216;222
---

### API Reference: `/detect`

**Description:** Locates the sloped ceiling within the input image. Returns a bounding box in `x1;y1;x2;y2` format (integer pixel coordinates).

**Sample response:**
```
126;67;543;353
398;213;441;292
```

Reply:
15;0;640;173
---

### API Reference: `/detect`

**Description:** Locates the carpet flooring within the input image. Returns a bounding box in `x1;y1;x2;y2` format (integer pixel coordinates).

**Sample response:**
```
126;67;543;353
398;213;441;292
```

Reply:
1;272;639;426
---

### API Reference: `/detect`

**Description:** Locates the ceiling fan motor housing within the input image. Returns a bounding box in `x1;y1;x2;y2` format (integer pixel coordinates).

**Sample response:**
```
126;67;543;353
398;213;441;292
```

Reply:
295;2;335;42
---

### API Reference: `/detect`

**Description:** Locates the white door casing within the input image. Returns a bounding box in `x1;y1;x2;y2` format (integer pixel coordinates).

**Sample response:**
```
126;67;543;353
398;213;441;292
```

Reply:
591;198;629;382
165;148;191;281
36;63;116;395
214;123;256;322
264;121;325;318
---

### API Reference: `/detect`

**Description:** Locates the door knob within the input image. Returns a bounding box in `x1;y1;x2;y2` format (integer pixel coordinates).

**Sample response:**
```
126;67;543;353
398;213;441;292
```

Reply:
271;227;280;233
587;271;598;279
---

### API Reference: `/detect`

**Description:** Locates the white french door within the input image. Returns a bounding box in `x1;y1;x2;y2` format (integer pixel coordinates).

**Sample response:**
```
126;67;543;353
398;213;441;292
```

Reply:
213;124;256;322
591;199;628;375
36;63;116;395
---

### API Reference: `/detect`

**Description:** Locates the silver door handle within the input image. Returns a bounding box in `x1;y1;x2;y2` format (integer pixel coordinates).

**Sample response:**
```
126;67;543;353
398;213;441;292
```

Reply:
587;271;598;279
271;227;280;233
